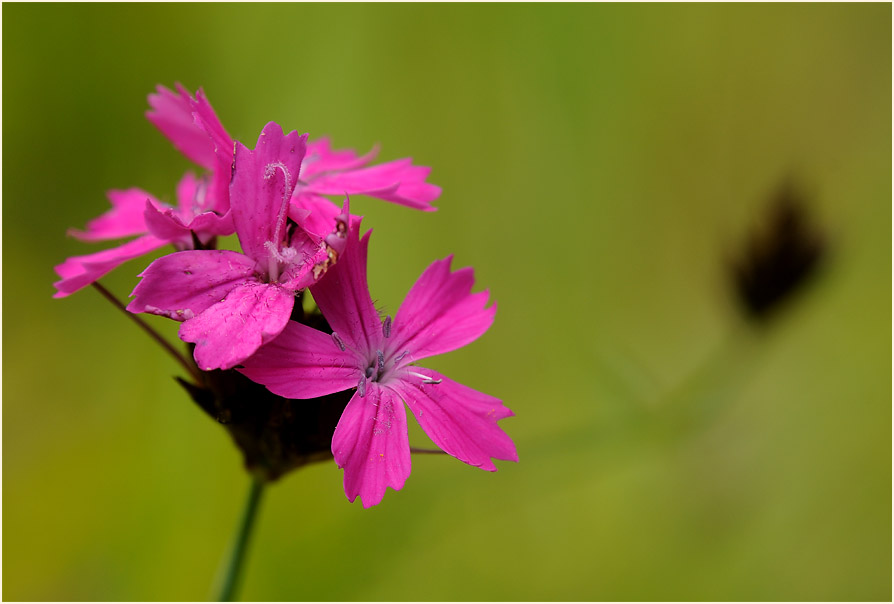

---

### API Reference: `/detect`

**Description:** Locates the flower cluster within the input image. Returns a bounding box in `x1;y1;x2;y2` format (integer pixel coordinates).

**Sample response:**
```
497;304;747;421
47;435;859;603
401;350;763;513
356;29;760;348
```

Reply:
54;85;516;507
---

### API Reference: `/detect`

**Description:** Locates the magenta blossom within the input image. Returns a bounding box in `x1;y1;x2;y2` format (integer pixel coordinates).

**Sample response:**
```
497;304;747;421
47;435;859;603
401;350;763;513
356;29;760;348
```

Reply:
54;84;441;298
150;84;441;240
128;122;348;371
53;172;234;298
239;222;517;507
53;85;234;298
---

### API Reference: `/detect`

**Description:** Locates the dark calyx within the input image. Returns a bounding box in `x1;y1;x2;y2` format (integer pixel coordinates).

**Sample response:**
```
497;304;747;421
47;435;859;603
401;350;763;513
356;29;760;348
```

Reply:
177;369;351;482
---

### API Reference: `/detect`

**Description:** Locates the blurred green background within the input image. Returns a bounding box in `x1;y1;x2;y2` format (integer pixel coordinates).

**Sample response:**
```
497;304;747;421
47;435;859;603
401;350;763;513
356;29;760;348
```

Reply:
4;3;890;601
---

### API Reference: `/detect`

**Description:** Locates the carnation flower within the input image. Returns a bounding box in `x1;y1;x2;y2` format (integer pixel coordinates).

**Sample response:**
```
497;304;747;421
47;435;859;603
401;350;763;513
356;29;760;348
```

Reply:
53;85;233;298
127;122;347;371
240;220;516;507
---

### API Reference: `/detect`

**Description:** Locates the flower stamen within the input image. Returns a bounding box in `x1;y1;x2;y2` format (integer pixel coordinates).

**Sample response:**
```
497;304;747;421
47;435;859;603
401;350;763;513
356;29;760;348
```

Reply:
332;332;346;351
407;370;441;385
264;161;293;281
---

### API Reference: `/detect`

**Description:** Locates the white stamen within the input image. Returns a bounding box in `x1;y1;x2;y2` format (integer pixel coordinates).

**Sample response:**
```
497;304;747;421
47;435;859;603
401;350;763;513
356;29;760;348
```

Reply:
407;371;441;385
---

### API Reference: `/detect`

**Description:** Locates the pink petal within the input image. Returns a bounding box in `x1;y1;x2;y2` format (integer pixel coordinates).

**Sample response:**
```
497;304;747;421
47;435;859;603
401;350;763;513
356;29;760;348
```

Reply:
53;234;167;298
239;320;358;399
144;199;234;243
143;199;191;242
393;370;517;472
390;256;495;360
332;385;411;508
309;224;383;353
301;137;378;181
173;173;235;237
174;171;201;216
179;282;295;371
177;172;198;211
146;84;216;170
289;193;342;240
126;249;256;320
278;229;332;292
68;189;158;242
230;122;307;261
189;88;232;170
304;158;440;211
188;88;234;214
183;211;235;239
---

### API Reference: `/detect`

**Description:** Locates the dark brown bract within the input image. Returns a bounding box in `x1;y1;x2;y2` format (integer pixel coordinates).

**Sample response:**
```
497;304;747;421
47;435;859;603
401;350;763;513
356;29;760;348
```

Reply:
730;181;827;322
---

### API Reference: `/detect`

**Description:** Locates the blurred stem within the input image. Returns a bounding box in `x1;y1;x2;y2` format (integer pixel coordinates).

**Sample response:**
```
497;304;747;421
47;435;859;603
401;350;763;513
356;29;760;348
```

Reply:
91;281;202;384
215;477;266;602
581;320;760;454
647;319;758;443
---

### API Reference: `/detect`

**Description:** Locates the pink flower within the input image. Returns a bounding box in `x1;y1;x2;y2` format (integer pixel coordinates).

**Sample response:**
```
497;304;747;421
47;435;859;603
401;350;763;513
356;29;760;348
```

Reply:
53;85;234;298
147;84;441;223
54;84;440;299
127;122;348;372
239;221;517;507
53;173;234;298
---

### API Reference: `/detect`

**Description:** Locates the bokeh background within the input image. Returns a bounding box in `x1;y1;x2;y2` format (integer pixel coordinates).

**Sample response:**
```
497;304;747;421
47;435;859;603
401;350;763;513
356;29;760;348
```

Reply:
4;3;890;601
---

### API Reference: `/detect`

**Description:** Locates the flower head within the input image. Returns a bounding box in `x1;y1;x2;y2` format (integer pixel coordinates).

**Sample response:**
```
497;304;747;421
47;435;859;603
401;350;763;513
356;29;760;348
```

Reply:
52;172;235;298
127;122;348;371
53;85;234;298
240;221;516;507
53;84;441;299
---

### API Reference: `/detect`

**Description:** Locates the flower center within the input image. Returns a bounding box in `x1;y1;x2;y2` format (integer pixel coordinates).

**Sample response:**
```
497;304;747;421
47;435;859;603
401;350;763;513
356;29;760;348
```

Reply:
357;349;386;397
334;316;414;397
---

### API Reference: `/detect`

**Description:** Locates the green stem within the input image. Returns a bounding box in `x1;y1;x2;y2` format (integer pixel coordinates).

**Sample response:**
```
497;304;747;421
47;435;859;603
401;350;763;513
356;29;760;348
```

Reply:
215;477;266;602
653;321;757;434
91;281;203;384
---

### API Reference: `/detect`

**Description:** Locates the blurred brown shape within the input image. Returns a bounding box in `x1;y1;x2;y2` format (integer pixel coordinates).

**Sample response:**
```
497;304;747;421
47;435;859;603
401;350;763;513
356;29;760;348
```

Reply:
730;180;827;322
